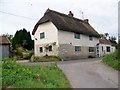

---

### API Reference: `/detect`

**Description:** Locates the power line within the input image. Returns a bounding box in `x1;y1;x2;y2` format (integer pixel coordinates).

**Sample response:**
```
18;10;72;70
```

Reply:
0;11;38;20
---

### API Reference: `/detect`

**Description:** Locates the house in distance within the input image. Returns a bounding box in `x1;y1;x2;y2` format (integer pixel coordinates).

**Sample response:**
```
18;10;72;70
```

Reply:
0;36;10;58
96;38;116;57
32;9;101;60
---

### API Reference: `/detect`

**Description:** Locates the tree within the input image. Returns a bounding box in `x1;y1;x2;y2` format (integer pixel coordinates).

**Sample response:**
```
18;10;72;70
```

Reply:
104;33;109;38
100;33;109;39
2;33;13;42
12;28;33;50
109;36;117;46
100;34;105;38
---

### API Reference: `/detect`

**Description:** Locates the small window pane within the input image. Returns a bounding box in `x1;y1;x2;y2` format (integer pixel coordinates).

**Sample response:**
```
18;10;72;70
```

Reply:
40;47;43;53
75;46;81;52
40;32;45;39
89;36;93;41
89;47;94;52
49;46;52;51
106;46;110;52
74;33;80;39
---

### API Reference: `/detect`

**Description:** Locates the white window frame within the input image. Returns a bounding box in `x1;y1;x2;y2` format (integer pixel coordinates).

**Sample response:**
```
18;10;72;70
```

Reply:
75;46;81;52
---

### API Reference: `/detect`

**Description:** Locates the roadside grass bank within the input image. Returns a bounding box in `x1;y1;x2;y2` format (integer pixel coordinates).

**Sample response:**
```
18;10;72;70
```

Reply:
103;51;120;71
2;58;72;88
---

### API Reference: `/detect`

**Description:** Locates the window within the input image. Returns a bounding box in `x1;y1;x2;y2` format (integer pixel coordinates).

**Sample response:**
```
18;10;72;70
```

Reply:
106;46;110;52
75;46;81;52
89;47;94;52
74;33;80;39
40;32;45;39
48;45;52;51
89;36;93;41
39;47;43;53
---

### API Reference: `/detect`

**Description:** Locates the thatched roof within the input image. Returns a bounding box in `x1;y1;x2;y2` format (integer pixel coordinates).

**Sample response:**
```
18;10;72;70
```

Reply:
0;36;10;45
32;9;100;38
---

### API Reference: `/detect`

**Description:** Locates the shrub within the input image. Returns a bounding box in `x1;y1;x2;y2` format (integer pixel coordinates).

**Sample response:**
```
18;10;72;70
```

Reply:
22;50;33;59
88;55;95;58
31;56;61;62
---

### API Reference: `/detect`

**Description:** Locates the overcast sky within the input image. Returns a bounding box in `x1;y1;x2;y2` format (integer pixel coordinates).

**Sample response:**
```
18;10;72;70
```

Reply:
0;0;119;40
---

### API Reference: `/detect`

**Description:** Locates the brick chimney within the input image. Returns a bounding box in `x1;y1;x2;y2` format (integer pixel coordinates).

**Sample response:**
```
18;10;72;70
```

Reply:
68;11;74;17
84;19;89;23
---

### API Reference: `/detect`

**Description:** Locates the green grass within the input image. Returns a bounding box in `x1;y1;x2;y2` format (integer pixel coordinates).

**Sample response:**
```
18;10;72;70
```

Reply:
103;52;120;71
2;58;72;88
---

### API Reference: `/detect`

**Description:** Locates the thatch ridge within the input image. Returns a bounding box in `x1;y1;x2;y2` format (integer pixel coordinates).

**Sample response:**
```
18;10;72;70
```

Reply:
32;9;100;38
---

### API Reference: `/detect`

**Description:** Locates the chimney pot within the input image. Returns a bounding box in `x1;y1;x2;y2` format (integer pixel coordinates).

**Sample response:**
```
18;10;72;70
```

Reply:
68;11;74;17
84;19;89;23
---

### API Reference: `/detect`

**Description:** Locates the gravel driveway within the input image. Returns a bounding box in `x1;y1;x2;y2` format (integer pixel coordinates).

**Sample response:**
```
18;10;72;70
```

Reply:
58;58;118;88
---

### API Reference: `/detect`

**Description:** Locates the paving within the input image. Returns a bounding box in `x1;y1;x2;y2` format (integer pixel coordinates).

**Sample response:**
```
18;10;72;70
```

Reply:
58;58;118;88
16;60;55;66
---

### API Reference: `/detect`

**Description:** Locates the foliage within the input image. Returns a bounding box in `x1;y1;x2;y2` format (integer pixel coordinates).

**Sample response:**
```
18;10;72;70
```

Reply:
88;55;95;58
100;33;109;39
103;51;120;71
30;56;61;62
12;28;33;50
22;50;34;59
117;41;120;59
12;48;33;60
2;58;71;88
2;33;13;42
109;36;117;46
109;36;116;41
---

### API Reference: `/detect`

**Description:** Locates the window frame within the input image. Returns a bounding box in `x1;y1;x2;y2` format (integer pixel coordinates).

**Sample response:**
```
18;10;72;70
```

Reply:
48;45;52;52
89;47;94;53
39;47;43;53
89;36;93;41
106;46;110;52
74;33;80;39
40;32;45;39
75;46;81;52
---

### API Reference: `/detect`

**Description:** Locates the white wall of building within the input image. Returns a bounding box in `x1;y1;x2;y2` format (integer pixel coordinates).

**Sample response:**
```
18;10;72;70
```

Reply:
58;30;99;47
34;21;58;45
34;21;59;56
97;44;116;57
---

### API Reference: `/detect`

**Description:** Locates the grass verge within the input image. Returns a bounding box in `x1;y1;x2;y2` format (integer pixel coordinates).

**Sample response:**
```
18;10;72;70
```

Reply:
2;58;72;88
103;52;120;71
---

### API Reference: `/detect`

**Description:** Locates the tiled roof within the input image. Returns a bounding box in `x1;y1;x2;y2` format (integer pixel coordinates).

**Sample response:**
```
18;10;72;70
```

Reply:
99;38;112;45
32;9;100;38
0;36;10;45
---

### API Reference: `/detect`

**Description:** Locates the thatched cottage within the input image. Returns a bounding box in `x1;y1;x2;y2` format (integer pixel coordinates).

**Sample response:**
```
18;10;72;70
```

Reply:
32;9;100;60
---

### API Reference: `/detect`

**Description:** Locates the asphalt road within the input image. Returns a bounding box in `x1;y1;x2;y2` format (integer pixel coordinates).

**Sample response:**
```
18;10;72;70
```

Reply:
58;58;118;88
